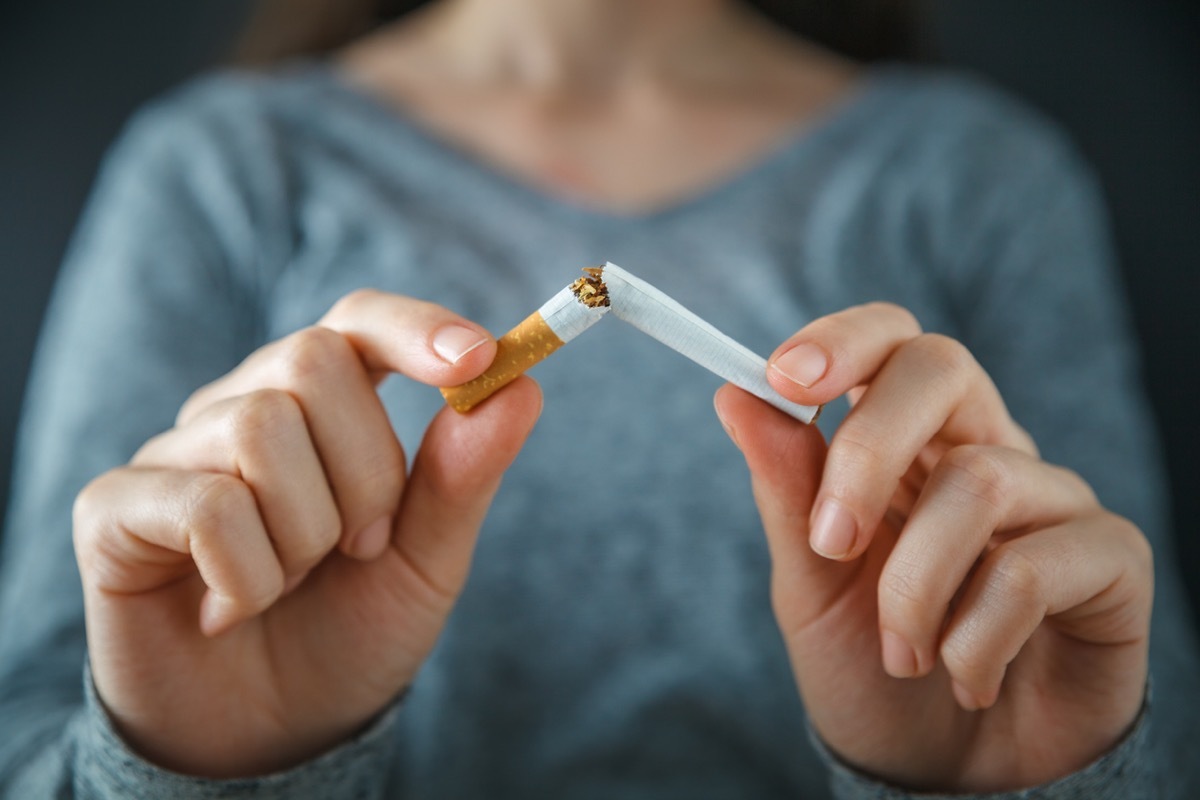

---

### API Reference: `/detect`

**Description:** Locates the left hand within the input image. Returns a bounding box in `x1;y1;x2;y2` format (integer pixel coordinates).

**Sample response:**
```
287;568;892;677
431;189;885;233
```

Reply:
714;302;1152;793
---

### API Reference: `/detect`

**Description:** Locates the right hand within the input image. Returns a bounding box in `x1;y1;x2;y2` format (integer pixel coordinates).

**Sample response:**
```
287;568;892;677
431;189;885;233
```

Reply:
73;290;542;778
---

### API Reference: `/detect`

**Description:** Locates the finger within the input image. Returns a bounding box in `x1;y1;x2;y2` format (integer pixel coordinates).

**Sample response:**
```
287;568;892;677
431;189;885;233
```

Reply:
183;294;496;423
178;327;408;558
714;384;855;634
74;467;285;636
938;515;1152;710
386;377;543;609
766;302;922;405
134;390;341;580
875;446;1098;679
808;333;1034;561
320;289;497;386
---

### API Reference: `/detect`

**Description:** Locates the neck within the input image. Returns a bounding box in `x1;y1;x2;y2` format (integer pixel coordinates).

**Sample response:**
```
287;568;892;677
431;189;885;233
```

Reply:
420;0;762;90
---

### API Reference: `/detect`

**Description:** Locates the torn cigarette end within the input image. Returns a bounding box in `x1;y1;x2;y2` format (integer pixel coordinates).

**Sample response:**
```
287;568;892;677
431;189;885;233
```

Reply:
440;269;610;413
570;269;610;308
440;311;566;413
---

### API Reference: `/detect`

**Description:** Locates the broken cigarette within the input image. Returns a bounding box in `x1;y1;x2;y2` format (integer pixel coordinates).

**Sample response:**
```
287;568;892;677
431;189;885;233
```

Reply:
601;263;821;424
440;262;821;424
440;269;610;412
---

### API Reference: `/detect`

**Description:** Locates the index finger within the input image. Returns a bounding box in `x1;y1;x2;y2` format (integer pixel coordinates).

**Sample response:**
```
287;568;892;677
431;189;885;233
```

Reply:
319;289;498;386
766;301;922;406
181;290;497;423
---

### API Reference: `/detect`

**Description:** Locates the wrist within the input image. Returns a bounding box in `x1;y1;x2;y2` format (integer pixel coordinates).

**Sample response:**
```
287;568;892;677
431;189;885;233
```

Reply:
78;660;404;796
810;686;1156;800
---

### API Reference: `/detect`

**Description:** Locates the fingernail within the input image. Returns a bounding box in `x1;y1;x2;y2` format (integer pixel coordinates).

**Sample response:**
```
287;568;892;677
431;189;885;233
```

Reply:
282;570;309;596
200;592;236;637
432;325;490;365
952;680;982;711
352;516;392;560
810;498;857;559
714;396;740;447
881;629;919;678
771;343;829;388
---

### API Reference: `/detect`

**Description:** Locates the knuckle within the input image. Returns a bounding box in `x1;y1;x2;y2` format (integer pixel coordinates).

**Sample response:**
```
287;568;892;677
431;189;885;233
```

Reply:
938;445;1012;514
291;506;343;567
182;473;256;536
228;389;304;446
277;326;354;385
316;500;346;548
130;429;172;465
72;474;109;533
877;562;930;627
325;441;407;535
71;471;122;560
1108;512;1154;583
354;445;408;506
1123;519;1154;573
177;378;224;426
912;333;975;377
1123;526;1156;618
827;423;891;477
861;301;922;335
824;423;900;502
984;544;1046;611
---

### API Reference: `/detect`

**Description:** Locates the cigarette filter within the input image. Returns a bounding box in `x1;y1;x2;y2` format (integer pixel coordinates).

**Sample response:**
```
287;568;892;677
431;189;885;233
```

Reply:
441;263;820;425
440;272;610;412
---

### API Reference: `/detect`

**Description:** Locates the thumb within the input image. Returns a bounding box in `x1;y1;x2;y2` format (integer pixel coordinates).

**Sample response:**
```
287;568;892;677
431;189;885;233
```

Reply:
390;377;543;603
715;385;857;630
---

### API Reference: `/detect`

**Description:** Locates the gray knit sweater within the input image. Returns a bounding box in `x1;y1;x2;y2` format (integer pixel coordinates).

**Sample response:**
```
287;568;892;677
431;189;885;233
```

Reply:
1;62;1195;798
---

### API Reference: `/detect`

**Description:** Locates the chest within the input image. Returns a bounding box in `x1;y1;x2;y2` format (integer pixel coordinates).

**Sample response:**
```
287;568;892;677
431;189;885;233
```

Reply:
376;85;841;216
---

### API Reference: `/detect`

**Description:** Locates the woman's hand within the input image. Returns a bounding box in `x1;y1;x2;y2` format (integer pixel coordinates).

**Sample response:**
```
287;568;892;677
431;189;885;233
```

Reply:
714;302;1152;793
73;290;542;778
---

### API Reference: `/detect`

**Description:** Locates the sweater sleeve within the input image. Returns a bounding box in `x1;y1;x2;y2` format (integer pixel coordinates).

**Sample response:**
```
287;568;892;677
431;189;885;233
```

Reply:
813;699;1155;800
68;663;401;800
0;77;398;797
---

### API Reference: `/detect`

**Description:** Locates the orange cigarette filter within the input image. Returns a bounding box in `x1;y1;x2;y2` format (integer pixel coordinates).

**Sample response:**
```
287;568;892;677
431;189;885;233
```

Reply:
440;270;611;413
440;311;565;413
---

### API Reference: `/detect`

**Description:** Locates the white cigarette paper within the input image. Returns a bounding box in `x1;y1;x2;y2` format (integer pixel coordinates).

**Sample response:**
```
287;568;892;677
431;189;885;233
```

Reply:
538;283;610;342
602;263;821;424
442;263;819;424
440;271;610;412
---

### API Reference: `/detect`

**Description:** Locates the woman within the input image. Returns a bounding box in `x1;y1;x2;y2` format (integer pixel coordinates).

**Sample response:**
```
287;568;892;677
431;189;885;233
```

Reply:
1;0;1196;796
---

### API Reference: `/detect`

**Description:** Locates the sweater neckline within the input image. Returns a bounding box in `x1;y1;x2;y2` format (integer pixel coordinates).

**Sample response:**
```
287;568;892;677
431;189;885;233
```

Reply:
308;60;895;227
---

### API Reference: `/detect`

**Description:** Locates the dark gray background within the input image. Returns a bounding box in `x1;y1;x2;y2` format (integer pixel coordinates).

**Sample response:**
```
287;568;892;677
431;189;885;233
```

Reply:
2;1;1197;622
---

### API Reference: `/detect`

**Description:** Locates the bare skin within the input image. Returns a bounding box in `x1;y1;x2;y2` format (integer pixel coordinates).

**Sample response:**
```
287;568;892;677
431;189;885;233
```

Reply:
718;307;1150;791
339;0;859;214
77;296;542;776
75;0;1152;789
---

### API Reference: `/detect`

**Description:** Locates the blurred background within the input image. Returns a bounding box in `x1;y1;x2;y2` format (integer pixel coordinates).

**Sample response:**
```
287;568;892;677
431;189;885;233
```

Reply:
1;1;1197;620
